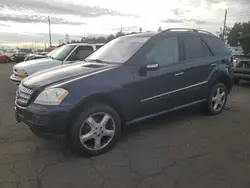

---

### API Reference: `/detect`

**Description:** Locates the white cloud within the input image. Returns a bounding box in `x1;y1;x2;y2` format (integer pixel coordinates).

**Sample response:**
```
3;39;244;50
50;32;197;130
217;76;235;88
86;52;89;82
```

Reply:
0;0;249;45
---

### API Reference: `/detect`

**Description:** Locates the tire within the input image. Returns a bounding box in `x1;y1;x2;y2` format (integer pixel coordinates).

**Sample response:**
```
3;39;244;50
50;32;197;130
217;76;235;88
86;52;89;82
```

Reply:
233;78;240;85
70;103;121;156
203;82;228;115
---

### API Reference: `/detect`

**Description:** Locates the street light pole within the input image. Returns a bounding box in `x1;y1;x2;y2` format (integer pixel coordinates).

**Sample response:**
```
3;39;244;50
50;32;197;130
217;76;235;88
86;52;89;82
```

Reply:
222;9;227;41
48;16;52;47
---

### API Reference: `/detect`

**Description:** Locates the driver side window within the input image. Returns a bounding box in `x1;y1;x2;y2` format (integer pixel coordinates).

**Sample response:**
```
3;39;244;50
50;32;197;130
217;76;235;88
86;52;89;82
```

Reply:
67;46;94;62
146;37;179;66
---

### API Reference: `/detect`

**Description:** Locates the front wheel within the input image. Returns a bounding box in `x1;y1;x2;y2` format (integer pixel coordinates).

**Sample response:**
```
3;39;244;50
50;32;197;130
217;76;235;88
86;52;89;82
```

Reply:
204;82;228;115
70;103;121;156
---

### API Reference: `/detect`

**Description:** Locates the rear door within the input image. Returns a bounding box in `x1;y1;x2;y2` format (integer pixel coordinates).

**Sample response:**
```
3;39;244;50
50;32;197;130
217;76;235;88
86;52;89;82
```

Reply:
177;35;214;104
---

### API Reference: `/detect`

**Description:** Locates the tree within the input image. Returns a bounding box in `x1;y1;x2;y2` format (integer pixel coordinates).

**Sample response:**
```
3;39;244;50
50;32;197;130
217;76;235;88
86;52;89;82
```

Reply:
115;30;125;38
227;22;250;46
106;34;115;42
216;26;231;41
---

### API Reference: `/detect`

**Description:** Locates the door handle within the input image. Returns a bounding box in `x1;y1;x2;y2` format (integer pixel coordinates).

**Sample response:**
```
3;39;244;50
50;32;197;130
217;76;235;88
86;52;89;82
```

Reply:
174;72;184;76
210;63;217;67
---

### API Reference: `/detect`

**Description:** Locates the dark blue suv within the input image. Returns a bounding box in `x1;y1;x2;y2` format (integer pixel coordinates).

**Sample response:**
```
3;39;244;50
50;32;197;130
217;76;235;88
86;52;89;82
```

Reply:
15;29;233;156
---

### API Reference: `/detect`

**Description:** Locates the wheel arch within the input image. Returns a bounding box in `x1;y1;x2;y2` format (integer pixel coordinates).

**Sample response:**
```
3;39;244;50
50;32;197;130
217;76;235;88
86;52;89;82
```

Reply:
215;74;233;93
67;93;125;134
209;68;233;94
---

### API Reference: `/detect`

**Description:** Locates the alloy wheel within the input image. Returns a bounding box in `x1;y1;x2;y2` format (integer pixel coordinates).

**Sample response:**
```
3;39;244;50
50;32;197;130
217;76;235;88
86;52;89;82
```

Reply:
212;87;226;111
79;112;115;151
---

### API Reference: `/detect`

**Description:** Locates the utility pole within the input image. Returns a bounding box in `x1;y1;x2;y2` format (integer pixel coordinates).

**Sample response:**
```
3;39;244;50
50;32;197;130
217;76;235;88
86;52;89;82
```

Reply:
222;9;227;41
48;16;52;47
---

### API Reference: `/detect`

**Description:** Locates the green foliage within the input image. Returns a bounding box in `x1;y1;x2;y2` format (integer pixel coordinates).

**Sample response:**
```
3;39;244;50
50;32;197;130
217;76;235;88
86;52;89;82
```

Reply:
70;31;127;44
227;22;250;46
216;26;231;41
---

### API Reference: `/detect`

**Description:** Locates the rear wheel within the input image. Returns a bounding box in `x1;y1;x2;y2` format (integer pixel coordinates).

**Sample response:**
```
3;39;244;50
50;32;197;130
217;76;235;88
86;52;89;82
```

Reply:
70;103;121;156
203;82;228;115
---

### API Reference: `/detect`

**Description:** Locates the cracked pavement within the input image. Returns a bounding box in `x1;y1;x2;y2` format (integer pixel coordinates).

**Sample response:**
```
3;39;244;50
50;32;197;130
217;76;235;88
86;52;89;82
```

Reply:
1;63;250;188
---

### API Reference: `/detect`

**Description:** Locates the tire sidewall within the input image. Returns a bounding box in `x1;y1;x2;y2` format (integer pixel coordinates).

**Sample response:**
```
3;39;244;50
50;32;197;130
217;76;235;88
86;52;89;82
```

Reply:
70;103;121;156
208;83;228;115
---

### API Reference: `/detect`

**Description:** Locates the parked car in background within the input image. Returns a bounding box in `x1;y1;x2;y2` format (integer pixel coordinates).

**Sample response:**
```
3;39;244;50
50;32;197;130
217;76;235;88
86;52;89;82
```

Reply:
36;47;55;56
15;29;232;156
24;54;46;61
24;48;57;61
13;51;26;63
5;49;17;60
231;35;250;84
0;54;11;63
229;46;244;57
12;49;32;63
10;43;104;83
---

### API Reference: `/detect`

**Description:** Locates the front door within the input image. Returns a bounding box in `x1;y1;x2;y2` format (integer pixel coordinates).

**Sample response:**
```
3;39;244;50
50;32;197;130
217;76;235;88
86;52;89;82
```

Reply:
133;36;185;118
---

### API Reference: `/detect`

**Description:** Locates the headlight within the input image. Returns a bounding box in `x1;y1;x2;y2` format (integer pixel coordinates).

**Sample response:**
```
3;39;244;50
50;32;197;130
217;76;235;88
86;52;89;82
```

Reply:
34;88;69;105
14;68;27;75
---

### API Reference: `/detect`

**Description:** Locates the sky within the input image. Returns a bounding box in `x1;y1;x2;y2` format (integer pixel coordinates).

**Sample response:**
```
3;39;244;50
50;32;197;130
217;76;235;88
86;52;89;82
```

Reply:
0;0;249;47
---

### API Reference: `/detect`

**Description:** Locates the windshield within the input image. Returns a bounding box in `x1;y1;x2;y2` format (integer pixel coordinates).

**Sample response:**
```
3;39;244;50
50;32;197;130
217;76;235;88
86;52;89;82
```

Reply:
50;45;76;61
46;48;57;57
86;36;150;63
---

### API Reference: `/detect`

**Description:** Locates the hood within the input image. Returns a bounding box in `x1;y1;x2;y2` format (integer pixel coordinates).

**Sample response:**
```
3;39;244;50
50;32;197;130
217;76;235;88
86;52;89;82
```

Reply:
239;35;250;55
22;62;118;89
13;58;62;74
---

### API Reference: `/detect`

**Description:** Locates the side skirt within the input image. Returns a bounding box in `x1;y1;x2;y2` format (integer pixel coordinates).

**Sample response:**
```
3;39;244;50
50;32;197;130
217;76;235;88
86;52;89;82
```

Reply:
126;99;206;126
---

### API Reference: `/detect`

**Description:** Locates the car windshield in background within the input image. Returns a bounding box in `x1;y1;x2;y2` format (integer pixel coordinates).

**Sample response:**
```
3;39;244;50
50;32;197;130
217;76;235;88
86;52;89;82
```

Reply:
46;48;57;57
86;36;150;63
50;45;76;61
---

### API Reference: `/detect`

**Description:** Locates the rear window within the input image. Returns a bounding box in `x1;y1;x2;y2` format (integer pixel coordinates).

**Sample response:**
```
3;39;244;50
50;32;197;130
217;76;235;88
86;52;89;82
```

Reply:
181;36;203;60
202;40;213;57
203;36;229;56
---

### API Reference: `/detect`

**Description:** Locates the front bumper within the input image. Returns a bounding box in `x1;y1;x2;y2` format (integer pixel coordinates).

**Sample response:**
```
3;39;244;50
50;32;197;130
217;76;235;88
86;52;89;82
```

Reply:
15;102;73;137
233;73;250;80
10;74;27;83
232;68;250;81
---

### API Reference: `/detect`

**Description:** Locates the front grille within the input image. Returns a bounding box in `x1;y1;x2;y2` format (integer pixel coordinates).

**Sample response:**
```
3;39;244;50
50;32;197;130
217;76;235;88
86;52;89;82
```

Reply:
16;85;34;106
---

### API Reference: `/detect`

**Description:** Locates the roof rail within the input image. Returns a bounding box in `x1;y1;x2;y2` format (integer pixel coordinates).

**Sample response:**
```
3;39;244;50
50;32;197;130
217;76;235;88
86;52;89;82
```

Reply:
163;28;213;35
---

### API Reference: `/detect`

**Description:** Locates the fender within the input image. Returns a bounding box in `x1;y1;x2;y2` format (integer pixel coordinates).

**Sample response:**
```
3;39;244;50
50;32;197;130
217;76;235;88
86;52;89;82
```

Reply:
207;63;233;93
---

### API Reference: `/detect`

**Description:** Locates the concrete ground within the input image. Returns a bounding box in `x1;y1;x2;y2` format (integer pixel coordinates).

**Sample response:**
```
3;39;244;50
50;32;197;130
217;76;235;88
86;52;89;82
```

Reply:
1;62;250;188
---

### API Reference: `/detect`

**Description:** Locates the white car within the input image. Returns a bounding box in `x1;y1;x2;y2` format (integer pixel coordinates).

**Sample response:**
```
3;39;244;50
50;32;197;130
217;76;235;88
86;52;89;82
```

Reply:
10;43;104;83
229;46;244;56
